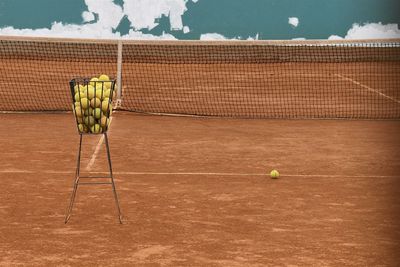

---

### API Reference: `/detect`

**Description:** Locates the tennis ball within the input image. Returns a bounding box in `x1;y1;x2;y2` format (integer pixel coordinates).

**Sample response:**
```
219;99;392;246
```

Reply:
87;85;96;100
76;116;84;124
74;106;83;117
74;85;80;94
89;77;99;86
101;99;110;113
92;108;102;119
84;107;93;116
78;123;88;133
100;116;109;128
99;74;110;81
270;170;280;179
95;83;105;99
84;116;95;126
74;91;85;102
91;124;102;134
104;104;113;116
90;97;101;108
80;98;90;109
102;89;111;100
80;85;87;95
104;81;112;89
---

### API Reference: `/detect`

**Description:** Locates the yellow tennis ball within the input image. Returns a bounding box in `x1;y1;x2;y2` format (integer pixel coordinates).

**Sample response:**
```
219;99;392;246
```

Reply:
100;116;109;128
74;91;85;102
84;116;95;126
80;85;87;95
79;98;90;109
91;124;102;134
95;83;105;99
84;107;93;116
101;89;111;100
89;77;99;86
74;106;83;117
101;99;110;113
270;170;280;179
98;74;110;81
76;116;84;124
92;108;102;119
86;85;96;100
104;81;112;89
74;85;80;94
78;123;88;133
90;97;101;108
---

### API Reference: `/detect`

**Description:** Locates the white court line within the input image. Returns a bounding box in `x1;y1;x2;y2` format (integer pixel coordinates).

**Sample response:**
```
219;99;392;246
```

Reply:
0;169;397;178
335;74;400;104
85;117;113;171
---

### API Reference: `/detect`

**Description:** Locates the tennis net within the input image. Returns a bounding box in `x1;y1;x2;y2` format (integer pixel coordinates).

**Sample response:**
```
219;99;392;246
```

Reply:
1;36;399;119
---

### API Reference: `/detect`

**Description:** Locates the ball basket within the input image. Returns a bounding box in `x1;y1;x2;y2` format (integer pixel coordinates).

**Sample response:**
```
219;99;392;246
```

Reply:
65;76;122;224
69;77;115;134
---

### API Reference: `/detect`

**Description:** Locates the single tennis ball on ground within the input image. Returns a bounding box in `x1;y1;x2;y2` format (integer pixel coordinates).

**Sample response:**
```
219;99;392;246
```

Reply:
270;170;280;179
90;97;101;108
84;116;95;126
79;98;89;109
91;124;102;133
100;116;109;128
92;108;102;119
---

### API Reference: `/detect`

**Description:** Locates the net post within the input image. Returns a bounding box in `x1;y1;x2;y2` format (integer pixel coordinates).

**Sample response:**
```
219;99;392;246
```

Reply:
116;40;123;108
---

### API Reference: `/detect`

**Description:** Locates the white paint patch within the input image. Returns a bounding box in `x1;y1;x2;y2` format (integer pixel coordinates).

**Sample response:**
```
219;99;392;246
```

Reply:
183;26;190;34
82;11;95;23
288;17;299;28
329;22;400;40
247;33;259;40
123;0;188;31
85;0;124;29
0;0;194;39
327;35;343;40
200;33;229;40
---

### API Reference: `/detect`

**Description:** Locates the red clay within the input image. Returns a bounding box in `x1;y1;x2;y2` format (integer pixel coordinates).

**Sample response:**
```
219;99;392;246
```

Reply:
0;112;399;266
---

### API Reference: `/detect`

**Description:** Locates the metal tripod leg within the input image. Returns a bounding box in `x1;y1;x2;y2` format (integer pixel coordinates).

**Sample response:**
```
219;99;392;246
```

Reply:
65;133;123;224
104;133;123;224
65;134;83;224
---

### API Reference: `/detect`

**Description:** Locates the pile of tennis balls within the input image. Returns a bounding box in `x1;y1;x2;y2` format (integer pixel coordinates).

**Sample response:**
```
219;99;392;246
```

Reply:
72;74;114;134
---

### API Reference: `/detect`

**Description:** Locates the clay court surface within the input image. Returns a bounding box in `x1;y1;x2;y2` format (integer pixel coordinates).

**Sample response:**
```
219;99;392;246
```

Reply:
1;112;400;266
